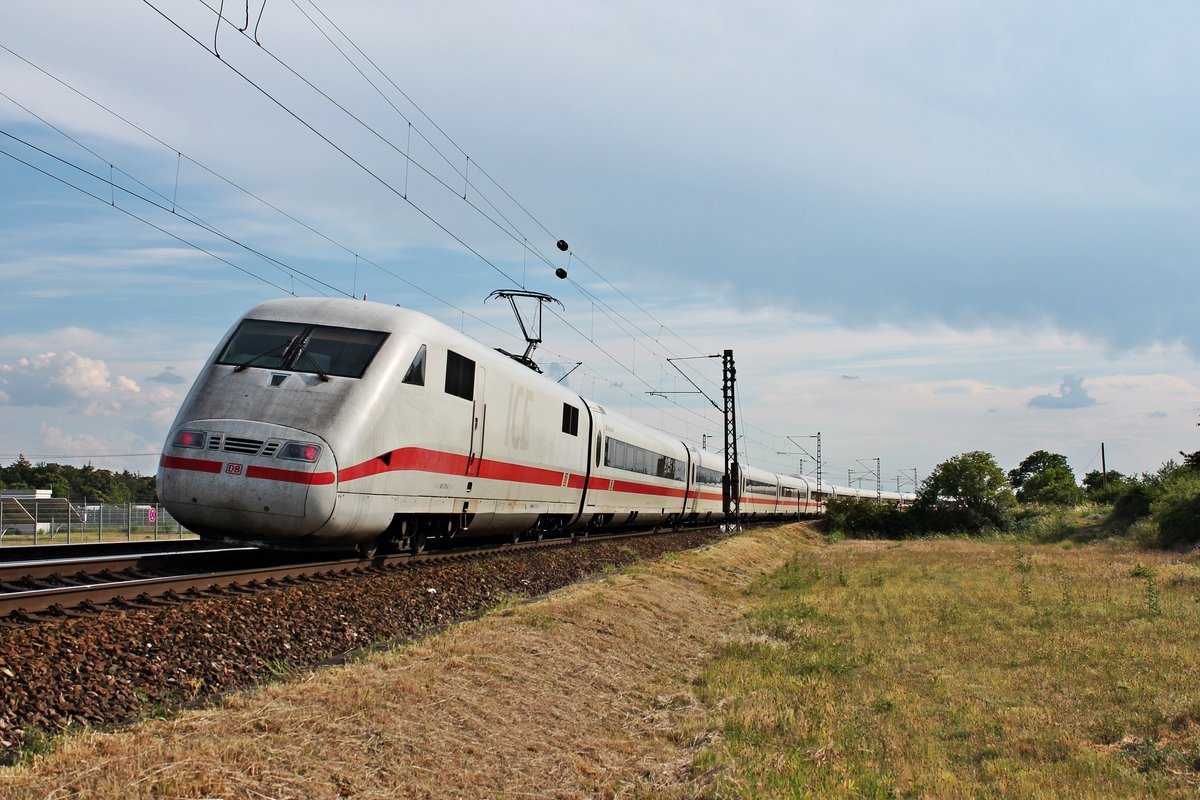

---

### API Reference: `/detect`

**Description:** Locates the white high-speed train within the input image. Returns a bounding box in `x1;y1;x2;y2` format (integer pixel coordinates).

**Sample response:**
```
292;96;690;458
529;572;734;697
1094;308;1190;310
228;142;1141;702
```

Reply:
157;298;908;553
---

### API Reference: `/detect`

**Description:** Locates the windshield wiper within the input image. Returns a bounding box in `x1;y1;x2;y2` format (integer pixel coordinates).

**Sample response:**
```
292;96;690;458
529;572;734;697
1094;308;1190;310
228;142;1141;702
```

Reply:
293;347;331;382
233;336;297;373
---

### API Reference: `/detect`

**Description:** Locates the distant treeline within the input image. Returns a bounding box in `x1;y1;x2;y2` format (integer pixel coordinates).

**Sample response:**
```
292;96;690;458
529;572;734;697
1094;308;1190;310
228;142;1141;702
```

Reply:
0;457;156;503
827;447;1200;549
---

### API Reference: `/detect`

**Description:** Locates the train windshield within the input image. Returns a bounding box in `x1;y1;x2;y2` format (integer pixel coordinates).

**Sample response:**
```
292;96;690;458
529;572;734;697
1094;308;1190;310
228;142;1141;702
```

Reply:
217;319;389;379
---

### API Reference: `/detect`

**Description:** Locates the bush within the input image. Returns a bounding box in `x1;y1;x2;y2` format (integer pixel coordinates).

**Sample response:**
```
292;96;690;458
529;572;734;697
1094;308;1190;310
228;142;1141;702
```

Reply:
826;497;916;539
1151;471;1200;548
911;502;1012;535
1109;483;1154;530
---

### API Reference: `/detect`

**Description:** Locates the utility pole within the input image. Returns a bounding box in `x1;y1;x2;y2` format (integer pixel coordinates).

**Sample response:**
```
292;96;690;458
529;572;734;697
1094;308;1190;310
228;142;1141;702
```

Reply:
722;349;739;527
1101;442;1107;491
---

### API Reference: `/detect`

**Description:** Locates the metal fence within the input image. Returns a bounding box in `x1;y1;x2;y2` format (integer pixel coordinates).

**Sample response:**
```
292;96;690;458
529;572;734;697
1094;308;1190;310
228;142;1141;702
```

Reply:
0;501;196;547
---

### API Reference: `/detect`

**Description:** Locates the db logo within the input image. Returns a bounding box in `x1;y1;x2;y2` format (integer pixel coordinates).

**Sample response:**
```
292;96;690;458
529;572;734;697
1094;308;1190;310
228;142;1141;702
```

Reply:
225;463;244;475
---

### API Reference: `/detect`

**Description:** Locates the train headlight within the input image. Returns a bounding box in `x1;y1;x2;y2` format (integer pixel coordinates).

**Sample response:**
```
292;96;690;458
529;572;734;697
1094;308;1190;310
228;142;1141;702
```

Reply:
278;442;321;463
172;429;208;449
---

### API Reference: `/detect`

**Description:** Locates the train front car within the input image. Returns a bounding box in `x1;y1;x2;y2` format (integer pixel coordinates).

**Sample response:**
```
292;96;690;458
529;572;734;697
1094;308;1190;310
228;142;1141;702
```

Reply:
157;298;406;548
159;297;596;550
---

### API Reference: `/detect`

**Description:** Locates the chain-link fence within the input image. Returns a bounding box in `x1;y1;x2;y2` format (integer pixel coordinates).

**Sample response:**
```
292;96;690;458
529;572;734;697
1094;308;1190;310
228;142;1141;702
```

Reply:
0;500;196;547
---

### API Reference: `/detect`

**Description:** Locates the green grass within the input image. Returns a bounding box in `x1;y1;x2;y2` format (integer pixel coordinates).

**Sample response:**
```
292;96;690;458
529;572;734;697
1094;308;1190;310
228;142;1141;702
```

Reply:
684;540;1200;798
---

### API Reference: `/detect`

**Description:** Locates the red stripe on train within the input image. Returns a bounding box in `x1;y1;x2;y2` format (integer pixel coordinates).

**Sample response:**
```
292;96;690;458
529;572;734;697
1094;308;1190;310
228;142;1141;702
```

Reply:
246;465;336;485
161;455;335;485
159;455;222;474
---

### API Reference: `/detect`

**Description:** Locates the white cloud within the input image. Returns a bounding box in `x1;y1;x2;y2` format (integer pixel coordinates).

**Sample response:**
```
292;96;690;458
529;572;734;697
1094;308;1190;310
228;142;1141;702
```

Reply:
0;351;188;424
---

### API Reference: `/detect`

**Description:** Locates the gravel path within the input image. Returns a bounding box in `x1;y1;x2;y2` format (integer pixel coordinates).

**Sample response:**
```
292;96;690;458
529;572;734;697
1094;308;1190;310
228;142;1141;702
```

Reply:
0;529;717;760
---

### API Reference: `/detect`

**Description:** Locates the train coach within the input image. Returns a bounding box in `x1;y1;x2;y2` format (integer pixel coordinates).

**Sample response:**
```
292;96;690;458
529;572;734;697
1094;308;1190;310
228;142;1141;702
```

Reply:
157;297;899;554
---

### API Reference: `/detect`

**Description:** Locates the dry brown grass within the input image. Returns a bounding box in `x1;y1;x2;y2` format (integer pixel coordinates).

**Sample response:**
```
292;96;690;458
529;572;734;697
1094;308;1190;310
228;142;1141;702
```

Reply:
678;537;1200;799
0;525;812;798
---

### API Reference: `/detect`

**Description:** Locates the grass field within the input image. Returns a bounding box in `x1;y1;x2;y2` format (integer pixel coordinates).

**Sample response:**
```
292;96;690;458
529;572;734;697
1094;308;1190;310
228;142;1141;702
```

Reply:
683;536;1200;799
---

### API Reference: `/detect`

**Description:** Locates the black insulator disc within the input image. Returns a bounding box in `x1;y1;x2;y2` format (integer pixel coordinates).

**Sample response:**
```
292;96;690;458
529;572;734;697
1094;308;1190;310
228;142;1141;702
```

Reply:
556;239;569;251
555;267;568;279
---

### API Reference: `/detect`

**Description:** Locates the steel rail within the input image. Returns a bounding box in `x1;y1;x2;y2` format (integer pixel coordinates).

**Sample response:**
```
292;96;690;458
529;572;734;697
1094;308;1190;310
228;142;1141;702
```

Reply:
0;546;259;585
0;525;719;623
0;538;222;563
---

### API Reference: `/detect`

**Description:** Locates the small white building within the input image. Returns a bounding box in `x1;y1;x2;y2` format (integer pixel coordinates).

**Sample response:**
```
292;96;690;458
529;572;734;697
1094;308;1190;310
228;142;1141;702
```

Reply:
0;488;69;536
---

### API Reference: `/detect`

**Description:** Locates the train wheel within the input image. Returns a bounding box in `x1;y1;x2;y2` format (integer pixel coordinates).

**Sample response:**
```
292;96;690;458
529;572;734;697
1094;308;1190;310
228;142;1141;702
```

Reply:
412;531;427;555
356;539;378;559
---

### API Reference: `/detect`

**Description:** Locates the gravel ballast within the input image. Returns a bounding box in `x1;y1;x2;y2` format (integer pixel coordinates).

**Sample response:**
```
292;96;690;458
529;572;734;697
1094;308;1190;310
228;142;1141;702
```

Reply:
0;529;718;759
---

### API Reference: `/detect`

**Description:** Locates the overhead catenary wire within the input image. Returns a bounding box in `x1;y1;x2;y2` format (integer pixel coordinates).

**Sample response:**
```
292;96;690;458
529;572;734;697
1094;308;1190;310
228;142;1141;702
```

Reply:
144;0;525;290
160;0;728;389
211;0;720;366
196;0;568;283
0;137;298;296
0;126;338;297
0;43;533;340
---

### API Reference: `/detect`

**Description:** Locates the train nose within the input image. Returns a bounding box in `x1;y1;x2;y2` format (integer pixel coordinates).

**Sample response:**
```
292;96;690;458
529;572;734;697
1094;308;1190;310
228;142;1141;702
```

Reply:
158;421;337;540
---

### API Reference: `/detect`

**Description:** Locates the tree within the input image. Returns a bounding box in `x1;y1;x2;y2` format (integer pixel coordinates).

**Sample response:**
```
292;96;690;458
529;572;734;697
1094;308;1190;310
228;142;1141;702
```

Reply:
1008;450;1082;504
1008;450;1070;491
1020;464;1085;505
913;451;1015;533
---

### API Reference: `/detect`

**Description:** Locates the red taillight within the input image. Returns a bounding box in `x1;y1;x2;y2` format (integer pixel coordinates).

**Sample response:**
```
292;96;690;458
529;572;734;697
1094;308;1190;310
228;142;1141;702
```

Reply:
278;441;321;462
172;429;207;449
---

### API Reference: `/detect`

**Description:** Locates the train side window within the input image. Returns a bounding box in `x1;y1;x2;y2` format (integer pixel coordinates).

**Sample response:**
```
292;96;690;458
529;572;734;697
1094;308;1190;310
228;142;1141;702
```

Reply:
596;434;603;466
444;350;475;400
562;404;579;436
402;344;427;386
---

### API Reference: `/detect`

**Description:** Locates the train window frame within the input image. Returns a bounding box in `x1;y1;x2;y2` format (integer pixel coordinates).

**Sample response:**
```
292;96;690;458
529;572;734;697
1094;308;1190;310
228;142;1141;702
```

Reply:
216;319;389;379
402;344;427;386
444;350;475;401
602;436;684;482
747;478;777;494
561;403;579;436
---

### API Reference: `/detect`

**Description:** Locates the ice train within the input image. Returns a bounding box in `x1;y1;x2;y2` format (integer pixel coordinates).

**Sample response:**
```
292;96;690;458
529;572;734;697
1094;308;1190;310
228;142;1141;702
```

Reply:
157;297;909;553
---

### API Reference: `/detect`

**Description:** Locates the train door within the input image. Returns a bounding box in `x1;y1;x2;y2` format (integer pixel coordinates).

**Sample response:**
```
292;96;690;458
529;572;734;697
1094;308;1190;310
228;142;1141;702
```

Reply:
467;366;486;476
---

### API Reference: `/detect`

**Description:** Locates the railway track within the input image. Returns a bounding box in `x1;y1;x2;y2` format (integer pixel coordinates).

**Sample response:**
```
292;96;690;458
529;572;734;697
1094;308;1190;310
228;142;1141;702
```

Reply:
0;527;704;625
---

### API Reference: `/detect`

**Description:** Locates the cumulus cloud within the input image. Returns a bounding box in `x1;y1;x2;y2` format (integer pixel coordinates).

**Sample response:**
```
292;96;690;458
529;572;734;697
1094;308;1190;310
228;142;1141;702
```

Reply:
0;351;143;416
1028;375;1097;410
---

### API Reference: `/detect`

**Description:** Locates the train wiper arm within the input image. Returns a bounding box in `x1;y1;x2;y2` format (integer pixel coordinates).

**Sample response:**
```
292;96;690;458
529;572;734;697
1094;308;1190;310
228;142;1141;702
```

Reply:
292;347;331;382
233;336;297;373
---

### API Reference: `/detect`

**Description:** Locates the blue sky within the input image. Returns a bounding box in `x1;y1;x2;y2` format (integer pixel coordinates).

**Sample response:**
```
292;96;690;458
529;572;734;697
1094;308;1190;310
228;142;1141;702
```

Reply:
0;1;1197;488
